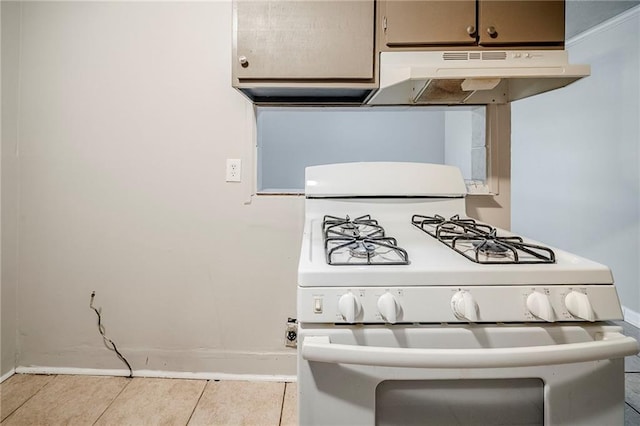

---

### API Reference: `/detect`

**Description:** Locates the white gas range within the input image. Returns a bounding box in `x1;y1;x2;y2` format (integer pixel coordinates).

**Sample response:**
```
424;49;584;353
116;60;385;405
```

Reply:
296;162;639;426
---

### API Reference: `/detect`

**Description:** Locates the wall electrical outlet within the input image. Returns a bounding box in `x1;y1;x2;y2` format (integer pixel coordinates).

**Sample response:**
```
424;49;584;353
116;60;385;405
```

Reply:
226;159;242;182
285;318;297;348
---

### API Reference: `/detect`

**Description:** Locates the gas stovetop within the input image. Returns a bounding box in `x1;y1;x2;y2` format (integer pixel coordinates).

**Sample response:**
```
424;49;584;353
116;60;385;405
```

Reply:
322;213;559;267
297;162;623;324
301;207;612;287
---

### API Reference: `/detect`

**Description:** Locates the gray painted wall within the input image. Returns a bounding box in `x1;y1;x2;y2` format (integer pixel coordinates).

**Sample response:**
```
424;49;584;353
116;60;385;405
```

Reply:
2;1;20;377
444;110;472;179
5;1;301;375
512;7;640;314
257;108;446;191
566;0;640;39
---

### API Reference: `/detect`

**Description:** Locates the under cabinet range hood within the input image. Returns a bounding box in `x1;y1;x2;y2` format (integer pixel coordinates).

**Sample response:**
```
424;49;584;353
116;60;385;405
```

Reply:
366;50;590;105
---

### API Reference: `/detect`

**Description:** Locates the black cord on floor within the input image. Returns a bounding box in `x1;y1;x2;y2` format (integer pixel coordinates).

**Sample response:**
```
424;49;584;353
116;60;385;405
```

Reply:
90;291;133;378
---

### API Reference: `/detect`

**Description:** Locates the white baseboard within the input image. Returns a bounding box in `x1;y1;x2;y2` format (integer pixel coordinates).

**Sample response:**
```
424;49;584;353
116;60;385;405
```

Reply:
1;368;16;383
623;306;640;329
14;366;296;383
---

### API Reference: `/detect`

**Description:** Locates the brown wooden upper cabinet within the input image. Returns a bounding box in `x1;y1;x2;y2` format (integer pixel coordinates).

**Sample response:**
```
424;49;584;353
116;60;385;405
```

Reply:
234;0;375;81
381;0;565;48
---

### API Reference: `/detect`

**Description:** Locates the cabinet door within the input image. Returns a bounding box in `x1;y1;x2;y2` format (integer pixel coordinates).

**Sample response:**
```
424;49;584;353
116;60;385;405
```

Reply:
235;1;374;80
478;1;564;46
383;1;477;46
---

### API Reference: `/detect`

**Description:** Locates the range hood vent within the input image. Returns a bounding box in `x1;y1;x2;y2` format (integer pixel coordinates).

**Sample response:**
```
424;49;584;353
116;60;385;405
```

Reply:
366;50;590;106
443;52;470;61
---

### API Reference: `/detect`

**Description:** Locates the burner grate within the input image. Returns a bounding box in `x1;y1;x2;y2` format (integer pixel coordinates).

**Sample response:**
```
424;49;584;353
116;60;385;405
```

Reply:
412;214;555;264
323;215;409;266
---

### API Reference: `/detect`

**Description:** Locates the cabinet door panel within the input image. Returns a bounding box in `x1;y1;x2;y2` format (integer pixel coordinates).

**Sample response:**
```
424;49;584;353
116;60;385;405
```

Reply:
479;0;564;45
384;1;476;46
235;1;374;80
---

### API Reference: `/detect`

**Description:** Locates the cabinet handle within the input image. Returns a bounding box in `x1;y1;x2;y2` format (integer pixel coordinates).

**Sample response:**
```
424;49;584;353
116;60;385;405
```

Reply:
486;26;498;38
238;56;249;68
466;25;476;37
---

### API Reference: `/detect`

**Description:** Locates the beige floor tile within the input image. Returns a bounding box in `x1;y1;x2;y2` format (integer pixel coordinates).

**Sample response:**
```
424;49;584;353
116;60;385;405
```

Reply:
619;321;640;341
626;355;640;373
2;375;128;426
95;377;205;426
626;403;640;426
188;380;284;426
627;373;640;413
280;382;297;426
0;374;55;422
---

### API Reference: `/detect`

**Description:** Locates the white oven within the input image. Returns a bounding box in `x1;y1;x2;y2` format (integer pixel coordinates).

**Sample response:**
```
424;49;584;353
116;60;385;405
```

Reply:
299;323;634;425
296;162;639;426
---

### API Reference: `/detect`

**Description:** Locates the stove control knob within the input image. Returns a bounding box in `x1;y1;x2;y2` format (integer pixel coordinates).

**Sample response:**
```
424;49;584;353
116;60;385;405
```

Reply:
377;292;399;324
526;291;555;322
451;290;478;322
338;292;360;323
565;291;595;321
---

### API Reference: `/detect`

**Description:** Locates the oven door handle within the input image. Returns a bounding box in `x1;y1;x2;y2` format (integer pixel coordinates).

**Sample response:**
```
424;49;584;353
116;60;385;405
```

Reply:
301;333;639;368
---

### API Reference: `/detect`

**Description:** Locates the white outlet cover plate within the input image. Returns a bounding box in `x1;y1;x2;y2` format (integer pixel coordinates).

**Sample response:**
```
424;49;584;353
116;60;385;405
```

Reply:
226;159;242;182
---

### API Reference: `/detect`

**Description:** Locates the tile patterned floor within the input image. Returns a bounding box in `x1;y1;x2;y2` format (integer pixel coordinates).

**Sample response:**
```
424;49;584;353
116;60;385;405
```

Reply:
1;376;296;426
1;322;640;425
620;321;640;426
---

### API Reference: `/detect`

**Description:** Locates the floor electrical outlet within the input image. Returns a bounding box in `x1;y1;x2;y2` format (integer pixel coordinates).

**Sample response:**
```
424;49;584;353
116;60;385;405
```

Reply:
226;159;242;182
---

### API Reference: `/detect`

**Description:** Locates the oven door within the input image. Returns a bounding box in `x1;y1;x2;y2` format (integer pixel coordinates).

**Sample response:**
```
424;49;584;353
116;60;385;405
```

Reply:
298;324;638;426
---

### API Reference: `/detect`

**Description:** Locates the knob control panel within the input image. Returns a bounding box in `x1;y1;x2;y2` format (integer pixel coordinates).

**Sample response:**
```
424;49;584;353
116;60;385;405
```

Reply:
338;292;360;323
451;290;478;322
297;285;619;323
377;292;400;324
526;291;555;322
565;291;596;321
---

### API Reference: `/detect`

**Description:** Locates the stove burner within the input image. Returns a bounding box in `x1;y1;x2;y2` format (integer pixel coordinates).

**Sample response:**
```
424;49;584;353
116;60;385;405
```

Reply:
349;241;377;258
340;223;360;237
322;214;409;266
472;239;510;257
325;237;409;265
412;214;555;265
324;214;384;239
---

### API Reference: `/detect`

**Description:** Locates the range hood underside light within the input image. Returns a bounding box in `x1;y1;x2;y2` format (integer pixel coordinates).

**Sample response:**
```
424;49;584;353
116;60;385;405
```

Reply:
398;75;584;105
413;78;505;104
412;78;510;105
